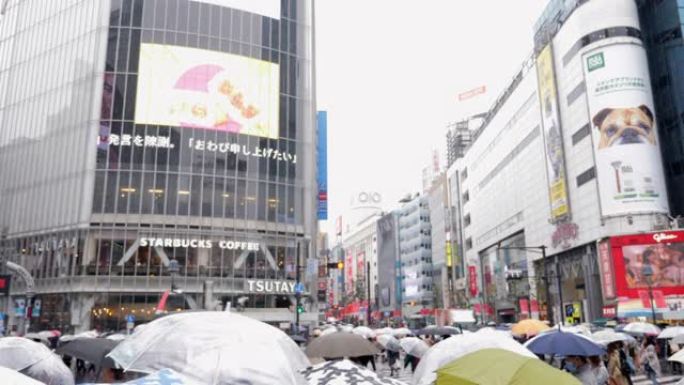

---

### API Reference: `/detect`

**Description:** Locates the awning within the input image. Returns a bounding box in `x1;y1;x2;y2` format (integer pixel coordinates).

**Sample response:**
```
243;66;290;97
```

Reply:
617;298;667;319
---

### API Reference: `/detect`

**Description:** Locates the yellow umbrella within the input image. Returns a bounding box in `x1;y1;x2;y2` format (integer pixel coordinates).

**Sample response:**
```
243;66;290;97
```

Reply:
511;319;551;337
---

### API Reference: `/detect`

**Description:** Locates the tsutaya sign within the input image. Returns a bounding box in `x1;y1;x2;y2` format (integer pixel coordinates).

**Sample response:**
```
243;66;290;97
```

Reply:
139;237;259;250
246;280;300;294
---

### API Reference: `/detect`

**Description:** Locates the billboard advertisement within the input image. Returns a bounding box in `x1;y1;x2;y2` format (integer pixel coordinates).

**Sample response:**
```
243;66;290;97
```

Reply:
194;0;281;20
135;44;279;139
608;231;684;298
377;213;398;312
317;111;328;220
582;44;668;216
536;44;570;222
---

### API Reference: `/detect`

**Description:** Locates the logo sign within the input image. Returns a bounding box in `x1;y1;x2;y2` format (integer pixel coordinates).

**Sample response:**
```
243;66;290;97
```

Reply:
653;233;677;243
586;52;605;72
139;238;259;250
602;305;617;318
246;280;299;294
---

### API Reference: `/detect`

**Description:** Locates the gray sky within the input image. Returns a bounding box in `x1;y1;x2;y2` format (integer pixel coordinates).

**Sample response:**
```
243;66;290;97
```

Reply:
315;1;549;236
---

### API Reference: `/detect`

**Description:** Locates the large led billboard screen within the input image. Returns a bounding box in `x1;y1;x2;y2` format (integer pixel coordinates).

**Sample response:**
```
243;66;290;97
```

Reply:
135;44;280;139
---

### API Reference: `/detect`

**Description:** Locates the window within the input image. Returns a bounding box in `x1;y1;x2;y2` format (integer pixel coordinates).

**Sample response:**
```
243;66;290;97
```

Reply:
576;167;596;187
571;123;591;145
566;81;586;106
461;168;468;180
464;213;471;227
465;237;473;251
462;190;470;203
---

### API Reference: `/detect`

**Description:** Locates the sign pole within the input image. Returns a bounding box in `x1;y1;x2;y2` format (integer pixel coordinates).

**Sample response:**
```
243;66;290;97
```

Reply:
295;240;300;334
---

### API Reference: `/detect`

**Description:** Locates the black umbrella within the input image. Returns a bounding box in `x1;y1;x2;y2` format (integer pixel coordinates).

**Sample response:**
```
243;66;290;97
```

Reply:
416;326;461;336
56;338;120;369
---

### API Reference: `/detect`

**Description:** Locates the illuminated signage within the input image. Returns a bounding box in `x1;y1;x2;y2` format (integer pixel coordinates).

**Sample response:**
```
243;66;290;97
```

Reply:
139;238;259;250
135;44;279;139
246;280;298;294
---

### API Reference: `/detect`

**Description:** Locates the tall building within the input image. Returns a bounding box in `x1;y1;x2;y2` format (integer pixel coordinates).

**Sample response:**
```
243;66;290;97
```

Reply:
397;194;433;317
637;0;684;216
449;0;682;324
0;0;318;333
445;120;475;168
427;173;450;308
376;212;401;319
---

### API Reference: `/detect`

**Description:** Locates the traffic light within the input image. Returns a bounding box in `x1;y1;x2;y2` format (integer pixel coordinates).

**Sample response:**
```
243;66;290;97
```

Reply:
337;261;344;270
296;304;305;314
327;261;344;269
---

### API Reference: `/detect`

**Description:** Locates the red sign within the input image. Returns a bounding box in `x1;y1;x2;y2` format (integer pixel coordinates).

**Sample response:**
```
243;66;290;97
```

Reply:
653;290;667;308
473;303;494;315
519;298;530;316
458;85;486;101
530;299;540;313
598;239;616;300
602;305;617;318
638;290;652;309
468;266;478;297
0;278;6;289
608;230;684;298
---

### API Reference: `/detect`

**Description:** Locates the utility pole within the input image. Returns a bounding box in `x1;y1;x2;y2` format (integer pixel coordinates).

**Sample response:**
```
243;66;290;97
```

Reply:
556;255;564;326
366;261;371;326
295;240;301;334
541;245;553;323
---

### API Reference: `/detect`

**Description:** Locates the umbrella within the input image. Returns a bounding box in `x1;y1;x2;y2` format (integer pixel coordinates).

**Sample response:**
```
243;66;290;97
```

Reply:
302;359;408;385
524;330;605;356
622;322;661;336
416;326;460;336
658;326;684;339
0;337;74;385
591;329;636;345
0;366;45;385
56;338;120;368
511;319;551;337
320;327;338;337
353;326;376;339
391;327;412;337
399;337;429;357
107;311;309;385
673;334;684;344
340;324;354;333
413;328;537;385
306;332;380;359
376;335;402;352
669;349;684;364
60;330;99;343
436;348;581;385
374;327;393;335
81;368;201;385
290;334;308;343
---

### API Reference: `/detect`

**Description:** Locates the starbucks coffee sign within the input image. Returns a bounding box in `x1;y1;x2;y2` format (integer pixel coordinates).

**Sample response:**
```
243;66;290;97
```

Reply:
246;280;299;294
139;237;259;250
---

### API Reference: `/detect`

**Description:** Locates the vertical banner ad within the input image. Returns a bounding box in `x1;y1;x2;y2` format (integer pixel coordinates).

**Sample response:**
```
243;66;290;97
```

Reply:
317;111;328;220
583;44;668;216
536;44;570;222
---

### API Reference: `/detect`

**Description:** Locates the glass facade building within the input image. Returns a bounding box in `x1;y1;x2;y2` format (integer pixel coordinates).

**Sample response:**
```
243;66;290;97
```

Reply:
638;0;684;216
0;0;317;333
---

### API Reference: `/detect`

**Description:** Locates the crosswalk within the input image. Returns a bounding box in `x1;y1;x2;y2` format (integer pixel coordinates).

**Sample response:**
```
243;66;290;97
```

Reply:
632;373;682;385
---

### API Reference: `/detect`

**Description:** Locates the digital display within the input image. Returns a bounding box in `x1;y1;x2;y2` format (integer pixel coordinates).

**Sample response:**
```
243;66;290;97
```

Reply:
135;44;280;139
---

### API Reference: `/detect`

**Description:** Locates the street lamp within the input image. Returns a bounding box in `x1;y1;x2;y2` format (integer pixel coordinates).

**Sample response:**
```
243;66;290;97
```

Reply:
168;259;180;292
641;265;658;325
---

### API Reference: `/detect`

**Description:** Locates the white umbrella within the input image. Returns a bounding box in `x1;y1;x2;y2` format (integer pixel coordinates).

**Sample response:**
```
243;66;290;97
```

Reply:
59;330;99;343
412;328;537;385
376;334;401;352
301;359;408;385
399;337;429;357
623;322;661;336
0;337;74;385
105;334;127;341
320;327;337;337
669;349;684;364
340;324;354;333
107;311;309;385
79;368;201;385
374;327;393;335
592;329;635;345
391;327;412;337
673;334;684;344
658;326;684;339
0;366;45;385
352;326;376;339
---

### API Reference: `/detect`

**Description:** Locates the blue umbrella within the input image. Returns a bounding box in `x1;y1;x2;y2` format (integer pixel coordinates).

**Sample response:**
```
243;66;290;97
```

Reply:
524;330;606;356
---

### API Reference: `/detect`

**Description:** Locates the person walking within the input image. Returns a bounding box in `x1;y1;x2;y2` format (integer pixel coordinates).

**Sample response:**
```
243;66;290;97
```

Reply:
607;342;629;385
565;356;597;385
387;349;400;377
640;343;661;385
589;356;609;385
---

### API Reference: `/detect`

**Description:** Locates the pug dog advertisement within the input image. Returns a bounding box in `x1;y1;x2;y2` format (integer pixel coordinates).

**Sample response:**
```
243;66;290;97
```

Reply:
583;44;668;216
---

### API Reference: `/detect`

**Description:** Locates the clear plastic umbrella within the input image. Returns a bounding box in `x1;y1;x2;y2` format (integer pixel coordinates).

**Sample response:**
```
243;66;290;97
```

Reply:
591;329;636;345
352;326;376;339
399;337;429;357
623;322;661;336
302;359;408;385
376;335;402;352
412;328;537;385
374;327;393;335
658;326;684;339
107;311;310;385
391;327;412;337
0;366;45;385
0;337;74;385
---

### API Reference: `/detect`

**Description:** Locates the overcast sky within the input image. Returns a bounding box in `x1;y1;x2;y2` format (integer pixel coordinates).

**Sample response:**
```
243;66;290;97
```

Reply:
315;1;550;237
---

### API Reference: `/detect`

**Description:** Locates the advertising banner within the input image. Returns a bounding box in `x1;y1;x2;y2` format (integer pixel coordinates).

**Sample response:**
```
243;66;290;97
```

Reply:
317;111;328;220
135;44;279;139
468;265;478;297
536;44;570;222
582;44;668;216
597;239;616;300
609;230;684;298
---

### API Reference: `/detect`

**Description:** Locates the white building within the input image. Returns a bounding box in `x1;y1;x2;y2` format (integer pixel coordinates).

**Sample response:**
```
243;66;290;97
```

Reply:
398;194;433;316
